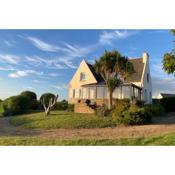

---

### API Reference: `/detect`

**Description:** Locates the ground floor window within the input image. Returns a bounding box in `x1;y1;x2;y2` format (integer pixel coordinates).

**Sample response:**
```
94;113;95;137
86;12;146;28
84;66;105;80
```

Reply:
97;87;104;99
89;87;95;99
73;89;79;98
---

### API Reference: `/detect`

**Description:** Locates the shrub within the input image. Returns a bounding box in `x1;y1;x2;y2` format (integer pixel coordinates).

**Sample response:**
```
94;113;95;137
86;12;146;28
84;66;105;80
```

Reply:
160;97;175;112
144;104;165;117
54;100;68;110
20;91;38;110
2;95;30;116
95;105;111;117
67;104;74;112
112;101;152;125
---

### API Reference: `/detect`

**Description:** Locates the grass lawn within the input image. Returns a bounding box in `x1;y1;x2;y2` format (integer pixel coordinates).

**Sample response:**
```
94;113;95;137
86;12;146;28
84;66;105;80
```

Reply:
0;133;175;145
10;111;116;129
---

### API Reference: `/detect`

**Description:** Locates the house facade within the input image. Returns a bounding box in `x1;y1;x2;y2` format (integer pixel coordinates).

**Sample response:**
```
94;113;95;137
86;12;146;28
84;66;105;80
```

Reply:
68;52;152;106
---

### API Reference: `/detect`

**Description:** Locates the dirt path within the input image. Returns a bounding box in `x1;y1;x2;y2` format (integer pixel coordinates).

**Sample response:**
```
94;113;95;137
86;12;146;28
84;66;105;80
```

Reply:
1;114;175;139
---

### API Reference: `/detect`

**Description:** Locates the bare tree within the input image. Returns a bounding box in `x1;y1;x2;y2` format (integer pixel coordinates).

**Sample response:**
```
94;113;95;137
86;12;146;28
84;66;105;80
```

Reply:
41;94;59;116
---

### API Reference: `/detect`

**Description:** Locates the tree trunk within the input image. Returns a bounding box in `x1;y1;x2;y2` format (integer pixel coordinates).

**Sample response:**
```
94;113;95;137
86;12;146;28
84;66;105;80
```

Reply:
45;109;50;116
108;90;113;109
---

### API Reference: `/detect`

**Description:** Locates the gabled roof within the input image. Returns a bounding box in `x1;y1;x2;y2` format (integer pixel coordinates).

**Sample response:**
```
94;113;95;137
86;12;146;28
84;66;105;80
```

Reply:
85;57;144;84
125;58;144;83
86;62;104;83
160;93;175;98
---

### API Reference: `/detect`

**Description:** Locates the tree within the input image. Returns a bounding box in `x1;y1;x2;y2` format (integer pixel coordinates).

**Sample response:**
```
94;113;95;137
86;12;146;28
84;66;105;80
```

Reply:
2;95;30;115
21;91;38;109
40;93;59;116
163;30;175;75
94;50;134;109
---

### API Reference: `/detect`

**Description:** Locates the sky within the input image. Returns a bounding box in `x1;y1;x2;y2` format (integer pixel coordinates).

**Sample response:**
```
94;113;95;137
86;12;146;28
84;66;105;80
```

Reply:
0;29;174;100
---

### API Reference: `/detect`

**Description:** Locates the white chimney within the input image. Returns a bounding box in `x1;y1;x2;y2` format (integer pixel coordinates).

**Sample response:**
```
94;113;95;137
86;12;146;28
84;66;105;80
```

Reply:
142;52;149;63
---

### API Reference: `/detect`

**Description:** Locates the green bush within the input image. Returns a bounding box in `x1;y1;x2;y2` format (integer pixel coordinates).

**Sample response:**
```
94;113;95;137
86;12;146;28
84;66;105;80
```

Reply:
67;104;74;112
144;104;165;117
95;105;111;117
2;95;30;116
112;104;149;125
20;91;38;110
53;100;68;110
160;97;175;112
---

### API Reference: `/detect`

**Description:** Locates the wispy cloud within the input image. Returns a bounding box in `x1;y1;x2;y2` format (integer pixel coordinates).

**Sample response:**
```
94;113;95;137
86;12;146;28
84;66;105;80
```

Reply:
8;69;43;78
0;66;16;71
33;79;41;83
49;73;61;77
26;56;67;69
4;40;14;47
58;58;77;69
0;54;20;64
152;77;175;97
52;84;67;90
99;30;139;45
26;37;62;52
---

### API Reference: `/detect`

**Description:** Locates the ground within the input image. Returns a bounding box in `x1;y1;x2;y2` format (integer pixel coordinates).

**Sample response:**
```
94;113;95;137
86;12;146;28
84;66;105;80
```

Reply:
0;111;175;145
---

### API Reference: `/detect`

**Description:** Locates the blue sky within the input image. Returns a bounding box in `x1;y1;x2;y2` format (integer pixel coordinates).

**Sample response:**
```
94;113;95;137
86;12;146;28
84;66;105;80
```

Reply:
0;29;174;100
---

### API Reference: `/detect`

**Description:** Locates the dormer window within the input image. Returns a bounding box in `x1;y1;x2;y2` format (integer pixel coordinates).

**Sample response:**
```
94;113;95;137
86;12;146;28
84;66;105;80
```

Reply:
147;73;149;83
80;72;86;81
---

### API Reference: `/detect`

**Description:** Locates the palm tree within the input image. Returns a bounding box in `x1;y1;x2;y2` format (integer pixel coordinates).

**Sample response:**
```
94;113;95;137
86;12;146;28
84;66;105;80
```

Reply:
94;50;134;109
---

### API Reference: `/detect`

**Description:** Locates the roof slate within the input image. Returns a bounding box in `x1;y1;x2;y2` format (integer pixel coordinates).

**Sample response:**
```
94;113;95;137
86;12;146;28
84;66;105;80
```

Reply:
86;57;144;84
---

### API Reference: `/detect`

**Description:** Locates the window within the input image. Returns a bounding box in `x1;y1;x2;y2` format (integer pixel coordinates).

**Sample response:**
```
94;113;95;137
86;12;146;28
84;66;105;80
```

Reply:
73;89;79;98
147;73;149;83
149;92;152;101
73;89;75;98
145;89;147;101
97;87;104;99
75;89;79;98
80;72;86;81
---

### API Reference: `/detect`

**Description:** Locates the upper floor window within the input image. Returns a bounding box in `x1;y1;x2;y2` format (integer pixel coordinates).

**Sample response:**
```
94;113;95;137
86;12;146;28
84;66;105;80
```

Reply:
80;72;86;81
147;73;149;83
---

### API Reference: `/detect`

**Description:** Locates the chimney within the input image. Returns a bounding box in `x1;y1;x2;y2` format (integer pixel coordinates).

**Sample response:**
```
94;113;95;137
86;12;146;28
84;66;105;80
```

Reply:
142;52;149;63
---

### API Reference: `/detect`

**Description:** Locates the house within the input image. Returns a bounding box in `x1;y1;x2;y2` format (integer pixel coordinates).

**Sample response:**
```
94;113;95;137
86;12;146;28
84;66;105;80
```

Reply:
68;52;152;109
157;93;175;99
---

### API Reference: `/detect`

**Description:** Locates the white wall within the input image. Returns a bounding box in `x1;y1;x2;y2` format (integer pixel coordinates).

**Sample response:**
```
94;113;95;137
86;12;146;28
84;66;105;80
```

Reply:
140;53;152;104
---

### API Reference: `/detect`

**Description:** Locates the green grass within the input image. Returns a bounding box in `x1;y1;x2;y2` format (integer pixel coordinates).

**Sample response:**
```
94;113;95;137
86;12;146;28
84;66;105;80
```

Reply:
10;111;116;129
0;133;175;145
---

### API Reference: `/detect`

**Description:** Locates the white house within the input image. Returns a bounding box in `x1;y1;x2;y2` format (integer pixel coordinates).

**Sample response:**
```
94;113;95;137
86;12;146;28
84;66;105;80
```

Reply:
68;52;152;105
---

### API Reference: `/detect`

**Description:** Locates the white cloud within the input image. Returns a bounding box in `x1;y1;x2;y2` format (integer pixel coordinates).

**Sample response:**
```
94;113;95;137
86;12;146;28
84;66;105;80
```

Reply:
27;37;65;52
4;40;14;47
0;54;20;64
49;73;61;77
58;58;77;69
0;66;16;71
8;69;43;78
33;79;41;83
152;77;175;98
52;84;67;90
9;70;28;78
99;30;138;45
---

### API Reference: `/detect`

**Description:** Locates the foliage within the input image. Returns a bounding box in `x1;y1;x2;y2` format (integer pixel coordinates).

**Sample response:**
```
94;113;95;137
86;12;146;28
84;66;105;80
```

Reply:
162;29;175;75
2;95;30;116
94;50;134;109
40;93;55;107
10;111;116;129
95;105;111;117
160;97;175;112
53;100;68;110
144;103;165;117
112;103;149;125
67;104;74;112
20;91;38;109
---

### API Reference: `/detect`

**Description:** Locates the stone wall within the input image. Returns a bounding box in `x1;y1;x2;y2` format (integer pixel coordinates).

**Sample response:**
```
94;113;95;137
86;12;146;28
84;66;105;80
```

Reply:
74;103;95;114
